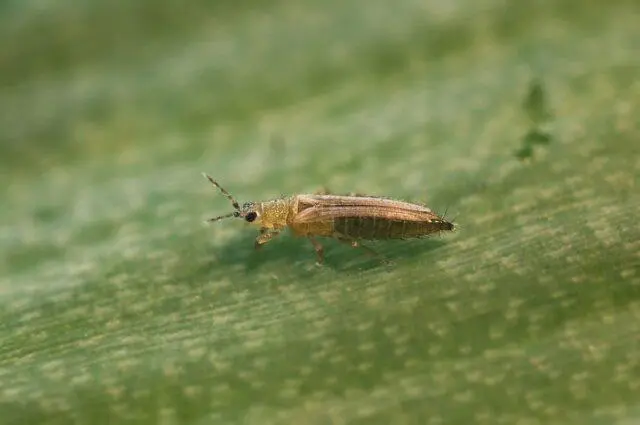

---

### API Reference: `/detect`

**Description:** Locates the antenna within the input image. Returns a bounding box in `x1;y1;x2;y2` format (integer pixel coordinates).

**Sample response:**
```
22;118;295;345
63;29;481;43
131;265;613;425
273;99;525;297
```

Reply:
202;173;242;222
202;173;240;210
206;211;240;223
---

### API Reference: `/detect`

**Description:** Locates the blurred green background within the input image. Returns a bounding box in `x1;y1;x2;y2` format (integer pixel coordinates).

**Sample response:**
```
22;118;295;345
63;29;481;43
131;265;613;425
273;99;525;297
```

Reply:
1;0;639;424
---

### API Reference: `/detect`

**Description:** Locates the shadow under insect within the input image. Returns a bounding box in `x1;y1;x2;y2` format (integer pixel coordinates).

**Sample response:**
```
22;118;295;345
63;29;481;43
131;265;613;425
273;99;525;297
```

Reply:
207;225;451;272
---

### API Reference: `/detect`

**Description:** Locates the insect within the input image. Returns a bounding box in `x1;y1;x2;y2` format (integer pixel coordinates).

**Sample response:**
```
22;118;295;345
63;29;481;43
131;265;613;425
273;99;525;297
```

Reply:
202;173;455;264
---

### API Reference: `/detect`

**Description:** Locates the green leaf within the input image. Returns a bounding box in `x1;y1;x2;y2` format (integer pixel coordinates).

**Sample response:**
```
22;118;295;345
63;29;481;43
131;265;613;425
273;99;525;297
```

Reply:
2;0;639;424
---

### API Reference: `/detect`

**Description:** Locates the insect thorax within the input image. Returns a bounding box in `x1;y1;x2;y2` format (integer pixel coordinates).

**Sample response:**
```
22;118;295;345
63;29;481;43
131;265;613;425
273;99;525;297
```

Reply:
259;197;294;229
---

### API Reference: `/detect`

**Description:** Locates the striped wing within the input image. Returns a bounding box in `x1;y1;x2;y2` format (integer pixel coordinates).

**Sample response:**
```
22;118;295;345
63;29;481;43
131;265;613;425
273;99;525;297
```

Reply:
296;194;433;211
292;203;440;224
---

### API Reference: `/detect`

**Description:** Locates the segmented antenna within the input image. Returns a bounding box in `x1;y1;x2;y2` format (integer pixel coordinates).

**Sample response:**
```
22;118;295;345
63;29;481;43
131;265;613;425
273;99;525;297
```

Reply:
202;173;240;210
202;173;242;222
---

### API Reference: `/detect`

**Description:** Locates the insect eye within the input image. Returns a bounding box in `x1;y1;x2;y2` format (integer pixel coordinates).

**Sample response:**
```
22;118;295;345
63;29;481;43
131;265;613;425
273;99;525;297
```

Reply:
245;212;258;222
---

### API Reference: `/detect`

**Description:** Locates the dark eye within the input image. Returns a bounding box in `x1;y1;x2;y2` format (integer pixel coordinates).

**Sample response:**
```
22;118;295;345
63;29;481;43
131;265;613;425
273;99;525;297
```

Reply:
245;212;257;222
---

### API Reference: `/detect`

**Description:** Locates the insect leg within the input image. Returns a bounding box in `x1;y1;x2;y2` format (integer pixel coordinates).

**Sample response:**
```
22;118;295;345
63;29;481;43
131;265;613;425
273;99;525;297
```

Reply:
333;233;390;264
255;229;280;250
308;236;325;264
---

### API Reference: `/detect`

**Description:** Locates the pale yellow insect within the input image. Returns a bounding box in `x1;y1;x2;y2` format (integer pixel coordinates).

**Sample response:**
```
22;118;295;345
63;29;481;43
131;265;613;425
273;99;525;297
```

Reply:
203;173;454;263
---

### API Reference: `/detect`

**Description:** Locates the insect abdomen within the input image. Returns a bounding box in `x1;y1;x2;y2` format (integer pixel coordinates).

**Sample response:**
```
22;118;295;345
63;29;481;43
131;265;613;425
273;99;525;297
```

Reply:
333;217;453;240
